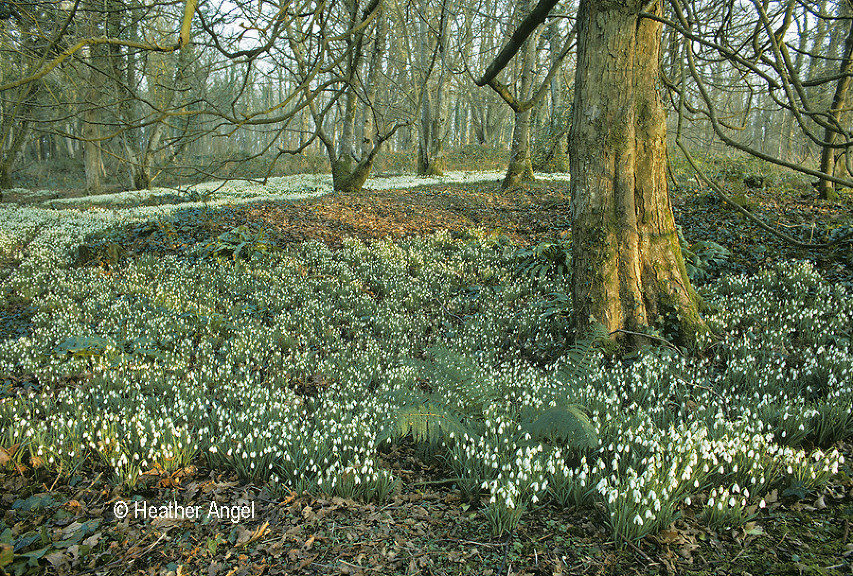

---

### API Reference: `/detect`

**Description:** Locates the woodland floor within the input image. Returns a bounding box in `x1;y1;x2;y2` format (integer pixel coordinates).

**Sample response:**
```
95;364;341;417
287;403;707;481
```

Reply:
68;177;853;285
2;176;853;576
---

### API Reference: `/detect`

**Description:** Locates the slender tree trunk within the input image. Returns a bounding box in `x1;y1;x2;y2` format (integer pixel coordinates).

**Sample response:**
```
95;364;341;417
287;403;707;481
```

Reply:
502;13;538;189
0;109;30;190
132;122;165;190
570;0;706;348
504;107;534;187
818;13;853;200
417;77;449;176
362;11;386;159
533;21;569;172
82;3;106;193
83;108;104;192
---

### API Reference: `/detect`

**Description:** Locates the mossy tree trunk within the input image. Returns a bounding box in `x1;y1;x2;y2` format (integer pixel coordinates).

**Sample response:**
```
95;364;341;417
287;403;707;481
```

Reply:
301;0;403;194
0;113;30;190
131;121;164;191
502;3;538;190
569;0;706;349
0;161;12;191
504;107;535;188
817;13;853;201
331;153;376;194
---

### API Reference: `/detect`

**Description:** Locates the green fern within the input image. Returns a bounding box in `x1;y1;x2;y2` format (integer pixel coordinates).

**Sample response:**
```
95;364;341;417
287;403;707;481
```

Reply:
378;348;501;447
378;397;466;445
380;342;601;455
417;346;504;415
514;232;572;280
556;323;608;381
521;405;598;449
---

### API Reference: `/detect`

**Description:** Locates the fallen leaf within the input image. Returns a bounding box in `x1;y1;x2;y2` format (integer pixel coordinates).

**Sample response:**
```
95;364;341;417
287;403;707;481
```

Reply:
742;522;764;536
83;533;101;547
233;526;254;547
237;521;268;548
0;544;13;568
45;550;68;569
658;528;682;544
299;554;318;569
0;444;18;466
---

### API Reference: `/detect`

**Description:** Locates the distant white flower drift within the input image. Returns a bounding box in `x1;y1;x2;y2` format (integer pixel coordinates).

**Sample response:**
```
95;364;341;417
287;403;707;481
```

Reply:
40;171;571;210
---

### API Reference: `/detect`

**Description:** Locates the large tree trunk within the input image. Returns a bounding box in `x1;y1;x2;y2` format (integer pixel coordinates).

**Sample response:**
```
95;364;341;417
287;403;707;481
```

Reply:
569;0;706;349
331;156;375;193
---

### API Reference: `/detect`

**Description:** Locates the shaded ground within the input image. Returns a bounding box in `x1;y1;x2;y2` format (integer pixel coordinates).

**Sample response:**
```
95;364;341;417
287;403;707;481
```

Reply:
3;442;853;576
669;181;853;287
165;182;571;250
82;177;851;287
2;175;853;575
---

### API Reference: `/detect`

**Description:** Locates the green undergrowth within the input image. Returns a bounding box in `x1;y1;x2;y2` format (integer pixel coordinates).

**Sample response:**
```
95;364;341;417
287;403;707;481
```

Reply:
0;182;852;558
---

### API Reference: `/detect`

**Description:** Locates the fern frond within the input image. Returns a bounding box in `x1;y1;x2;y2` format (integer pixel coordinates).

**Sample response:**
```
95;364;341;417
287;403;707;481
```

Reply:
521;405;598;450
417;346;503;416
378;400;466;445
557;323;607;381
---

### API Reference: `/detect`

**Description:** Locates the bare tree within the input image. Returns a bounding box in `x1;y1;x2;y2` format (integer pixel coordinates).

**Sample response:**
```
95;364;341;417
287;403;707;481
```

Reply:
0;0;74;189
416;0;451;176
473;0;574;189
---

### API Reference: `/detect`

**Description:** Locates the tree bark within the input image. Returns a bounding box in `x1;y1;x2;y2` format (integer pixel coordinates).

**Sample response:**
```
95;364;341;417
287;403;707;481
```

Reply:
362;10;386;159
82;3;107;193
504;107;535;187
0;101;31;190
569;0;706;349
533;21;569;173
502;9;538;189
818;12;853;201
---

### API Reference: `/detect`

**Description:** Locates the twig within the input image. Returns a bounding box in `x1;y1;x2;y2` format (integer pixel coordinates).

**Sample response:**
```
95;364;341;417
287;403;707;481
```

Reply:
339;559;368;570
434;298;465;323
49;462;63;491
608;329;684;355
621;534;656;565
73;472;103;501
676;140;853;250
459;539;502;548
674;376;731;417
498;535;512;576
411;477;462;487
74;531;167;575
